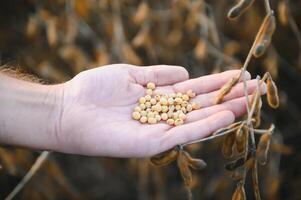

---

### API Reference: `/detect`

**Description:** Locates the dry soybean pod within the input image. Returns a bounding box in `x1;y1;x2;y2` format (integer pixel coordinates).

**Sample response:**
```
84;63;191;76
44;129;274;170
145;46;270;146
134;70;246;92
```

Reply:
253;12;276;57
266;74;280;108
225;156;245;171
177;150;193;187
214;76;240;104
183;151;207;170
256;133;271;165
228;0;255;20
222;131;237;158
250;89;262;128
150;149;178;167
235;124;248;154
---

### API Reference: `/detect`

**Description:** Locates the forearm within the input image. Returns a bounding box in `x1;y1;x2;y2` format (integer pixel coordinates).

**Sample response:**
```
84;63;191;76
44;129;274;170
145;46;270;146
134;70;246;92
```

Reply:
0;73;63;150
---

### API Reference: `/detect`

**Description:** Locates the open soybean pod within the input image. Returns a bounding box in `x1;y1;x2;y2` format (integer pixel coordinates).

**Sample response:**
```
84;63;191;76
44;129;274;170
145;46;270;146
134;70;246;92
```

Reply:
227;0;255;20
256;133;271;165
214;76;240;104
222;132;237;158
253;12;276;58
150;149;178;167
235;125;248;154
177;150;193;187
266;75;280;108
232;183;246;200
183;151;207;170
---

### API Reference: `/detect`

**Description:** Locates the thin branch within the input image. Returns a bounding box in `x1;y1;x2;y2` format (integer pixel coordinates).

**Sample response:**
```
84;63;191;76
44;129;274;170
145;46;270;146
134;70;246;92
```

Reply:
264;0;272;14
5;151;50;200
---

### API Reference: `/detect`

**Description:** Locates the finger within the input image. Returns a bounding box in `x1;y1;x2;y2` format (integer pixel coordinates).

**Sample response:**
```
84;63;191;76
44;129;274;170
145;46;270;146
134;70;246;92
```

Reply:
186;96;253;123
129;65;189;86
191;79;267;108
173;70;251;95
159;111;235;150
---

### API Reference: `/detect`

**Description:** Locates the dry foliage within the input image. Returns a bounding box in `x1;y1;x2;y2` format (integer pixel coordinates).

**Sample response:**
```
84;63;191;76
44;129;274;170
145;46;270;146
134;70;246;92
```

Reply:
0;0;300;199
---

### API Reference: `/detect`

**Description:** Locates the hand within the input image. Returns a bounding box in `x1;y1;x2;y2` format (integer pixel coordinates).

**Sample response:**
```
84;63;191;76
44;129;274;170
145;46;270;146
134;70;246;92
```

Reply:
55;64;264;157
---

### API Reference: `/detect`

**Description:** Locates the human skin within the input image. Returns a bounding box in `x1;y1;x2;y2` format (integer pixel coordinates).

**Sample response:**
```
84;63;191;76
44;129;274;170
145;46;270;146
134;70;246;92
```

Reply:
0;64;265;157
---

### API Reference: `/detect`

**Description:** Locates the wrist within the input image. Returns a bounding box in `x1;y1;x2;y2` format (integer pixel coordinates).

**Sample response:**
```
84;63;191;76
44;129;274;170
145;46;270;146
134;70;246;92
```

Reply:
0;74;65;151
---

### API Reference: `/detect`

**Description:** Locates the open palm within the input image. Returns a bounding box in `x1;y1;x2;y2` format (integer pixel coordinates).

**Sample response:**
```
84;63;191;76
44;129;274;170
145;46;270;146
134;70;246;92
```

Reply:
57;64;263;157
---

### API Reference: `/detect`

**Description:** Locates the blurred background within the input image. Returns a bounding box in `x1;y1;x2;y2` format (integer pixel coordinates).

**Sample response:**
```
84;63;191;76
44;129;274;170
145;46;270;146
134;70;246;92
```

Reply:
0;0;301;199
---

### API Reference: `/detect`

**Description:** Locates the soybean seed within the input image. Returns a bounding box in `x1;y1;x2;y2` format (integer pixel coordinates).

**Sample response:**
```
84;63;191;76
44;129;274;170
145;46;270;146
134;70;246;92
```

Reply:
132;112;141;120
147;82;156;90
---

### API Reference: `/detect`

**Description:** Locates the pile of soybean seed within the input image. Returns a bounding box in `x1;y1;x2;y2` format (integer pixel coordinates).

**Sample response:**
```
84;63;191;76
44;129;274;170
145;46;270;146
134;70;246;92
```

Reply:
132;82;201;126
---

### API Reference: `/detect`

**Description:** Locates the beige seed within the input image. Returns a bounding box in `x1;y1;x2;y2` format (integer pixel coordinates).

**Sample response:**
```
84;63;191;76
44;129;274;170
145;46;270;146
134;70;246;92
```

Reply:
162;94;169;98
176;92;183;98
147;112;155;118
146;89;153;95
192;102;201;110
175;97;183;104
145;102;152;108
139;97;146;104
145;95;151;101
167;111;174;118
167;118;175;125
155;114;162;121
146;108;151;112
132;112;141;120
182;94;189;101
179;112;186;120
140;110;147;116
140;103;146;110
186;104;193;112
161;113;168;120
174;118;184;126
169;105;175;112
150;98;157;105
167;97;174;105
181;101;188;107
161;105;168;113
147;82;156;90
134;106;142;112
173;112;179;119
148;117;157;124
181;107;187;113
175;105;181;110
187;89;196;98
140;116;148;123
155;104;162;112
160;97;168;105
154;94;161;101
